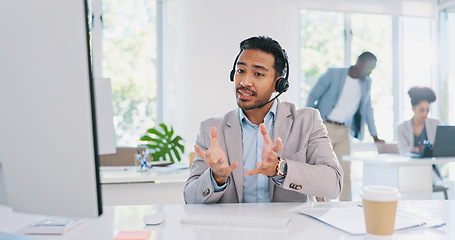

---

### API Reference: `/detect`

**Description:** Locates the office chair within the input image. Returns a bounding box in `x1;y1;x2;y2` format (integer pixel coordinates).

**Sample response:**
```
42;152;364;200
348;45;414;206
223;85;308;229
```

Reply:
375;142;449;200
375;142;399;154
189;152;196;168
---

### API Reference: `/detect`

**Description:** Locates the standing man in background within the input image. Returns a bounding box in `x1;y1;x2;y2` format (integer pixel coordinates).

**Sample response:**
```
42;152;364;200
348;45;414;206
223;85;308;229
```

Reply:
306;52;384;201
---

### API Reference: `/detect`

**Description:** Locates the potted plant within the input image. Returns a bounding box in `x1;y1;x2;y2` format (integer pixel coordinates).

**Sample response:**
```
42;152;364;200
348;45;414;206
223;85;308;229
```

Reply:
139;123;185;163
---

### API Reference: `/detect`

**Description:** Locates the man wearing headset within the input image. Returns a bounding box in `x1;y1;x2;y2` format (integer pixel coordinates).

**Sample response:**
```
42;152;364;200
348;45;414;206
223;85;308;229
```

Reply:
184;36;343;204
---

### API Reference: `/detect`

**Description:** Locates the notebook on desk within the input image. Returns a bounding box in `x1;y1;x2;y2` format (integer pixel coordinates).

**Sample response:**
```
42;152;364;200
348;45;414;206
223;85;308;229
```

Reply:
432;125;455;157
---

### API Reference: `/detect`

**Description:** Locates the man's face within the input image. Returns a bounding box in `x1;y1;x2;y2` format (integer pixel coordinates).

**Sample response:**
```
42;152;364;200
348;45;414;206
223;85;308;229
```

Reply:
232;49;278;110
358;60;376;79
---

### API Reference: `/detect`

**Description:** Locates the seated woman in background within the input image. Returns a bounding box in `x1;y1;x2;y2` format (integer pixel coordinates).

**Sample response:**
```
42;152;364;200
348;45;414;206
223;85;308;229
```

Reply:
397;86;440;155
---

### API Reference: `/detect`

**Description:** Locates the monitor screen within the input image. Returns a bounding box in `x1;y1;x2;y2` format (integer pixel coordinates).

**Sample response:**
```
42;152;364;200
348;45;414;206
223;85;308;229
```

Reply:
433;125;455;157
0;0;104;218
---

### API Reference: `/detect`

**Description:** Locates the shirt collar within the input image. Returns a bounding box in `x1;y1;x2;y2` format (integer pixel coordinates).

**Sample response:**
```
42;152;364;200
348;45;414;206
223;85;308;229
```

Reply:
238;99;278;126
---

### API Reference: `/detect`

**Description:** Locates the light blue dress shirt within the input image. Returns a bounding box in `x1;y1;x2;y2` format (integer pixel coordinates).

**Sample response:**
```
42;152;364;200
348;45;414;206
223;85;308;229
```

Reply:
240;101;276;203
211;100;277;203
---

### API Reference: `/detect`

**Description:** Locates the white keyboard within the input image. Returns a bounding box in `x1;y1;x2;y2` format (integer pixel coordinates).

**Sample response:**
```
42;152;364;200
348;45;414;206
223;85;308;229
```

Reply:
181;214;291;229
21;217;86;235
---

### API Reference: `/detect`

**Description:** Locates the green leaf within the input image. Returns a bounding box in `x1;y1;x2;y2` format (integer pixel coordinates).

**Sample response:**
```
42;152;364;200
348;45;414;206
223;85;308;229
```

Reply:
159;123;168;133
172;135;183;142
143;138;163;144
146;128;165;138
171;147;181;161
139;123;185;162
176;144;184;153
168;152;175;163
169;127;174;137
151;152;162;162
139;135;153;141
145;144;155;149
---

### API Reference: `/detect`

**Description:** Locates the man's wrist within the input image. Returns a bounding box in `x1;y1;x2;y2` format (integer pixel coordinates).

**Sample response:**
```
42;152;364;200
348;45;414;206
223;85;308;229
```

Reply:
215;176;228;186
271;157;287;181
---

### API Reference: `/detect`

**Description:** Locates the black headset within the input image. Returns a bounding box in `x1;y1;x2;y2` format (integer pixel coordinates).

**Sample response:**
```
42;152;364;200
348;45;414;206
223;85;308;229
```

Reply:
229;50;289;94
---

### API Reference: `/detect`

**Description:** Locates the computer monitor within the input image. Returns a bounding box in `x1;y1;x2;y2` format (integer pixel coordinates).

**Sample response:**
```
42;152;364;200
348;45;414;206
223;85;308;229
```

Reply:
0;0;108;218
433;125;455;157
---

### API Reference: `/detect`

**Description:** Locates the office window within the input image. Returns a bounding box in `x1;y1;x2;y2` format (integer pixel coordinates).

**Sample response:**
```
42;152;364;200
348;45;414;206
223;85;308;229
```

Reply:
102;0;158;146
300;10;344;105
439;5;455;182
351;13;393;142
440;8;455;125
401;17;435;121
301;11;393;141
300;10;436;142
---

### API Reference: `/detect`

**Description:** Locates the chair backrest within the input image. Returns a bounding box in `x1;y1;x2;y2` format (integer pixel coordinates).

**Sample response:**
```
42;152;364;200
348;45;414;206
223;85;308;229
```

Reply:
99;146;147;166
189;152;196;168
375;143;399;154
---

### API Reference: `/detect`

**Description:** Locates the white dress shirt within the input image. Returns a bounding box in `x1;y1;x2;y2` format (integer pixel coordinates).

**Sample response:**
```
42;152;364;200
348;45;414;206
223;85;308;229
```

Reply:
327;75;362;123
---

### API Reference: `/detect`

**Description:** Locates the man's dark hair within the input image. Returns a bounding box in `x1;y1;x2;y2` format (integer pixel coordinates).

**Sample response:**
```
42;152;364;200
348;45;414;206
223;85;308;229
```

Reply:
357;51;377;63
237;36;288;79
408;87;436;107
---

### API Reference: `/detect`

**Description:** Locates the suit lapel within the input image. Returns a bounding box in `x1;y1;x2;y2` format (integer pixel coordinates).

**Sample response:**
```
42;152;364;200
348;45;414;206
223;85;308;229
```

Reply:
224;110;244;203
269;102;293;197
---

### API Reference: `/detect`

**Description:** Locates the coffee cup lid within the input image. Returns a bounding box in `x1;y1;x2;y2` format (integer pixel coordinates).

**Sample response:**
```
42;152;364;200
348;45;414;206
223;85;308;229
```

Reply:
360;185;401;202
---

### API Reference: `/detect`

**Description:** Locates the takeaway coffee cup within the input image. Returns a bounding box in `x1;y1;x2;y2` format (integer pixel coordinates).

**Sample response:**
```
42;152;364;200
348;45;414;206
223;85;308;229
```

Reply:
360;185;401;236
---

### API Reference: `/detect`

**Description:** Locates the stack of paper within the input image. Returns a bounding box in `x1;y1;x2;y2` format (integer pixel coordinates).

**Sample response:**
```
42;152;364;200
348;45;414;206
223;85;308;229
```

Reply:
299;205;445;235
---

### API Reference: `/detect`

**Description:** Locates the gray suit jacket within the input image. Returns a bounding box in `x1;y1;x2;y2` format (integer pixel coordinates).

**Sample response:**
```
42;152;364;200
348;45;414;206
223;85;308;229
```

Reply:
184;101;343;204
306;68;378;140
396;117;440;154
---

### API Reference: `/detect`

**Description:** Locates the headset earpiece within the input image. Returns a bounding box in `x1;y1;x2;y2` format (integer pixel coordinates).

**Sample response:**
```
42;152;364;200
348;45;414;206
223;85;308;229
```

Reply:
230;69;235;82
230;53;241;82
276;52;289;93
275;77;289;93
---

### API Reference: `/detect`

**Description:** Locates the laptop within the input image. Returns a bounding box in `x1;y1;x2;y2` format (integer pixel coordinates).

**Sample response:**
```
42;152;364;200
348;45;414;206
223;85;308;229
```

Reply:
432;125;455;157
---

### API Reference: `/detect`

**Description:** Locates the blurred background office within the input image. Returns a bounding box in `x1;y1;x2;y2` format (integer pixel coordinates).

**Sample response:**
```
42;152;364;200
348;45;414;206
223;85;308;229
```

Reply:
88;0;455;199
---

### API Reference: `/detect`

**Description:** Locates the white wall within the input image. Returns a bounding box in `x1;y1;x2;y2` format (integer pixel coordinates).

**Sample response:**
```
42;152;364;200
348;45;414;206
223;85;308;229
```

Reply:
162;0;301;151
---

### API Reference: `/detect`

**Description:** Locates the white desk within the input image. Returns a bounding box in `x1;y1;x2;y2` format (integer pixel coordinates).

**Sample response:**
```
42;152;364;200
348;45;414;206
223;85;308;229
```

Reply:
0;200;453;240
100;165;190;205
343;153;455;200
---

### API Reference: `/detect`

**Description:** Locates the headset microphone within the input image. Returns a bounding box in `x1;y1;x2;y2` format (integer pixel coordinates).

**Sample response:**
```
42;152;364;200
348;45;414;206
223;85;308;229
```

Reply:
254;91;284;109
254;72;289;109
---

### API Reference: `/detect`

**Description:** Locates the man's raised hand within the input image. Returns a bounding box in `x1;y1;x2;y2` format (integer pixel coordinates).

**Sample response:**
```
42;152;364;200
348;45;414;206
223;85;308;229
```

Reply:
245;123;283;177
194;126;238;185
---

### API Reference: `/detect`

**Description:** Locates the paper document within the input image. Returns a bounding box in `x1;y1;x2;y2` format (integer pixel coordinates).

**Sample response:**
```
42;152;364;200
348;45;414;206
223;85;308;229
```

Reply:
299;205;444;235
0;232;36;240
